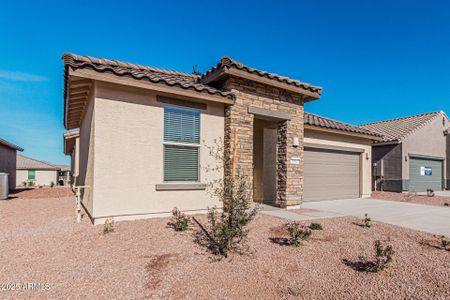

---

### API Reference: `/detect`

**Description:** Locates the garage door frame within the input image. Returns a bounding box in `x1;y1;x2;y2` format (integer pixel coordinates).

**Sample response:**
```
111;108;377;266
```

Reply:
304;143;363;202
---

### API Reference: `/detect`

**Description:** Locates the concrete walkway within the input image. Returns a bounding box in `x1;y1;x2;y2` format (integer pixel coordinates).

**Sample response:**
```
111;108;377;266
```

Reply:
259;204;343;221
301;198;450;237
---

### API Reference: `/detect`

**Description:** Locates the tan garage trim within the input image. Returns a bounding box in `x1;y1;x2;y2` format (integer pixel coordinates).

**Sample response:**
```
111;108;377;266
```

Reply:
304;142;364;153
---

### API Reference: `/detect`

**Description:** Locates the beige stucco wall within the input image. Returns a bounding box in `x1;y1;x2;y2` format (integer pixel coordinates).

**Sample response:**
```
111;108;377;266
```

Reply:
16;169;58;186
0;145;17;190
401;114;449;181
83;82;224;223
77;87;96;216
304;129;373;198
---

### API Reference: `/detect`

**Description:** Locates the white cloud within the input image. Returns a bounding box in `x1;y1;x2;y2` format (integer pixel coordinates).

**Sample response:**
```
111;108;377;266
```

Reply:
0;70;47;82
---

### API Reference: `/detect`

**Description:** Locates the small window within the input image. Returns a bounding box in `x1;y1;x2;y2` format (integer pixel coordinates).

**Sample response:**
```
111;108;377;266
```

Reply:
163;105;200;182
28;170;36;180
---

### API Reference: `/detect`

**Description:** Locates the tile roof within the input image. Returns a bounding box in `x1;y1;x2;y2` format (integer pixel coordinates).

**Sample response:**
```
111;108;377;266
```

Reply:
17;154;59;170
359;111;446;143
202;57;323;96
0;137;23;151
53;164;70;172
62;53;234;100
304;112;381;137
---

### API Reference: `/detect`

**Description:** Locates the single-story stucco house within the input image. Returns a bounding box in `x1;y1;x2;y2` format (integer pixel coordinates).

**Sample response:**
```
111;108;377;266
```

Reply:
62;53;381;224
16;154;59;186
0;137;23;190
360;111;450;192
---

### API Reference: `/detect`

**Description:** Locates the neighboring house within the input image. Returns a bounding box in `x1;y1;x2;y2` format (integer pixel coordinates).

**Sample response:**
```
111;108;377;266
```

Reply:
62;53;380;224
54;165;71;186
63;129;79;186
360;111;450;192
0;137;23;190
16;154;59;186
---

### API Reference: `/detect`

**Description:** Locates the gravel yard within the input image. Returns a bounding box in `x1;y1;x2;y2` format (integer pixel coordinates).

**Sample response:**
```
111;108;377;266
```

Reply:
1;190;449;299
372;191;450;207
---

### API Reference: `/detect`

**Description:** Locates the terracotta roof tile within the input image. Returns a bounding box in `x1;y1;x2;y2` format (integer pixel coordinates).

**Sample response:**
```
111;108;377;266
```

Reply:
359;111;446;143
202;57;322;95
62;53;234;100
0;137;23;151
17;154;59;170
304;112;380;137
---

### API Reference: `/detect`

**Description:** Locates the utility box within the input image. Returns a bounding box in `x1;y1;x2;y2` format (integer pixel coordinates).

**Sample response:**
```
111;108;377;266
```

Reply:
0;173;9;200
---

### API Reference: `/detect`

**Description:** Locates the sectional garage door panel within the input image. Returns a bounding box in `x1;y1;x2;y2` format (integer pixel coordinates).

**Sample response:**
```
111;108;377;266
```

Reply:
409;158;443;192
304;149;360;202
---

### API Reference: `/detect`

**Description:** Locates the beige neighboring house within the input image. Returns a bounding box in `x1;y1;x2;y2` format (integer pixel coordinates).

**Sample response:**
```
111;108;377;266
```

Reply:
62;53;381;224
0;137;24;190
16;154;59;187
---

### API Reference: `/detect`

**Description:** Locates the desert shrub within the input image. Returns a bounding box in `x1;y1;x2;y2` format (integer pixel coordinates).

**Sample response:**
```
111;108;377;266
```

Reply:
199;139;258;257
427;189;435;197
205;172;258;256
441;237;450;251
103;218;115;234
309;222;323;230
50;181;55;188
354;240;394;272
22;181;27;187
170;207;190;231
26;180;35;187
286;222;311;246
362;213;371;227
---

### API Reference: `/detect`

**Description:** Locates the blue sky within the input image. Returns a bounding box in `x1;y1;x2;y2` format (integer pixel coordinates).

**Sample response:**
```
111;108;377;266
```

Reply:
0;0;449;164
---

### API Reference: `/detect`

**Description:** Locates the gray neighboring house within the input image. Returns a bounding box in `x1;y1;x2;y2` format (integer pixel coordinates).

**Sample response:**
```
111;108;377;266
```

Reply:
0;137;24;190
360;111;450;192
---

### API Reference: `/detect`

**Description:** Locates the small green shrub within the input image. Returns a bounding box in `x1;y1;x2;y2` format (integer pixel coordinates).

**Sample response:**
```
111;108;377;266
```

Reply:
441;237;450;251
170;207;190;231
26;180;35;187
363;213;371;227
286;222;311;247
427;189;435;197
50;181;55;188
309;222;323;230
103;218;115;234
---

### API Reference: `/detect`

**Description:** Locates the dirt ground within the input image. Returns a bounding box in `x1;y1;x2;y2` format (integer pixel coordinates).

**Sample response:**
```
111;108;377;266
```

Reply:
371;191;450;207
1;188;449;299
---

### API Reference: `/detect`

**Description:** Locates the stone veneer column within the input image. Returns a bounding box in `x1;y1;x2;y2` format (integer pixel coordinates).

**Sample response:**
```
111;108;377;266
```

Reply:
223;78;304;206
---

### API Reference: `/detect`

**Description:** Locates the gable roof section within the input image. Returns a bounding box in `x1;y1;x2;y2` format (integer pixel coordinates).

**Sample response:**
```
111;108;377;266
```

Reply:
17;154;59;170
63;53;234;100
0;137;23;151
359;111;446;143
304;112;381;139
201;57;322;101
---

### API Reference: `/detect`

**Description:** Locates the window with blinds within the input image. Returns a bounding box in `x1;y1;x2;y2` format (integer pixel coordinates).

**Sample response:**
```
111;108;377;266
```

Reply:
163;105;200;181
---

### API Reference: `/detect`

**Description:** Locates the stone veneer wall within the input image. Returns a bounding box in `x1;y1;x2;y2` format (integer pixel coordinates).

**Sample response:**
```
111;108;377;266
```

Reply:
223;77;305;207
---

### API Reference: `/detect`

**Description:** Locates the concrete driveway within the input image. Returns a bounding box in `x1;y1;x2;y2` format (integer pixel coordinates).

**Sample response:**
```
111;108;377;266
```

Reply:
302;198;450;237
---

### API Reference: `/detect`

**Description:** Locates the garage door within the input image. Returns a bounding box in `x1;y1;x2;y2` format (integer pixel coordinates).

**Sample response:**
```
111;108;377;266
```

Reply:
409;158;443;192
304;148;360;202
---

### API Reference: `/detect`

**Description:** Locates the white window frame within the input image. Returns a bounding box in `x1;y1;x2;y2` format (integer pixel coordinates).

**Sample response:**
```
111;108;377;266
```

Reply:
162;105;201;183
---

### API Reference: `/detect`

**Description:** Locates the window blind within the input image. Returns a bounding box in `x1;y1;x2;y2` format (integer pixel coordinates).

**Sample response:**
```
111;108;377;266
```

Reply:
164;145;199;181
163;105;200;182
164;106;200;144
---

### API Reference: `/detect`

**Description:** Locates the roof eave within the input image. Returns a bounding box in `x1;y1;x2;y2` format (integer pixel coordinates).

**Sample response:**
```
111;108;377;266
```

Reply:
64;68;235;129
373;140;401;146
202;66;322;101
